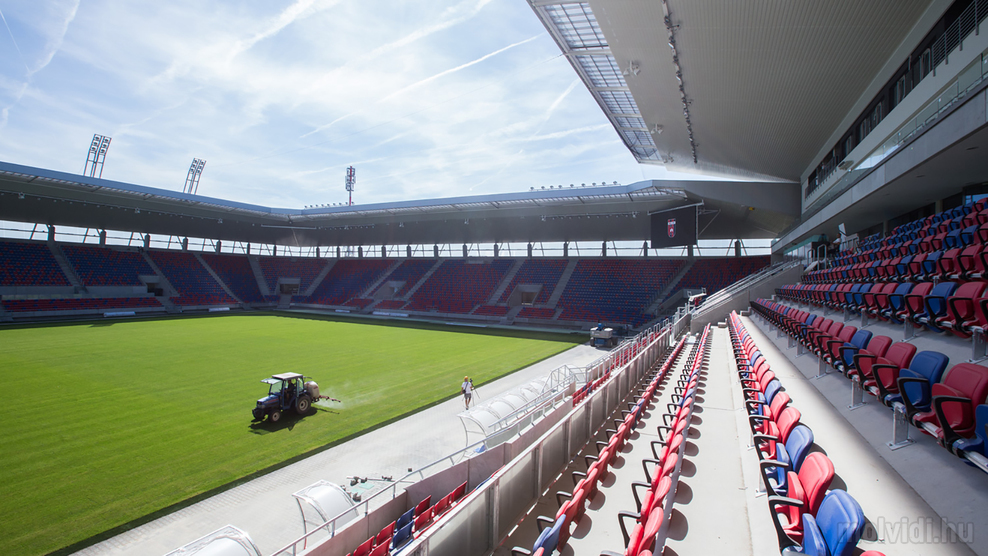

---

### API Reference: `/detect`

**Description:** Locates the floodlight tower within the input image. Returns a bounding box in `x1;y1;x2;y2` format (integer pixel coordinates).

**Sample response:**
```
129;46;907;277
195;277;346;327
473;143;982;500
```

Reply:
184;158;206;194
84;134;112;178
345;166;355;206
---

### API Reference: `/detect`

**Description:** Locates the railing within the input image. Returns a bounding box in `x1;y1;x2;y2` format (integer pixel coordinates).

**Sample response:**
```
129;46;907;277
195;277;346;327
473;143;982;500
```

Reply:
805;0;988;201
268;317;677;556
690;259;801;320
789;11;988;242
393;317;678;556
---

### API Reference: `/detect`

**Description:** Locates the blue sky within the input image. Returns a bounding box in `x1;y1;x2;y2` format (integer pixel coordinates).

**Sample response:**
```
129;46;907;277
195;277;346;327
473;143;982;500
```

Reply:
0;0;701;210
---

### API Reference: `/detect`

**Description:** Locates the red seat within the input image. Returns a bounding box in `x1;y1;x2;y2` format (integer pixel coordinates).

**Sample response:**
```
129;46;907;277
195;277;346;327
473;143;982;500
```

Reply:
939;281;988;338
854;341;916;397
914;363;988;448
771;452;835;543
414;495;431;517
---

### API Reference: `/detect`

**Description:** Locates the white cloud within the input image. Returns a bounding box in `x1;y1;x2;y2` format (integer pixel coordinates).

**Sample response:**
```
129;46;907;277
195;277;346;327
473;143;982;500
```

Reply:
0;0;661;209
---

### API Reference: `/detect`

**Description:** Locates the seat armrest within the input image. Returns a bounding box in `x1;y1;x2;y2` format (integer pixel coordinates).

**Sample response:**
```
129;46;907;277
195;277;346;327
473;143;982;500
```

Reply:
933;394;973;448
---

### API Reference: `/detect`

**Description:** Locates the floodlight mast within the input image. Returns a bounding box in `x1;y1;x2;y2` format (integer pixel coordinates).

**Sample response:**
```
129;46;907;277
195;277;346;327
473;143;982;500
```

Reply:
84;134;112;178
345;166;355;206
184;158;206;194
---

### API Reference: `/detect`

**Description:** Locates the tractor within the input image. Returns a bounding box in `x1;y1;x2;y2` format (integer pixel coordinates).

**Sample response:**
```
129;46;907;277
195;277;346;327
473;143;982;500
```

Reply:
251;372;339;422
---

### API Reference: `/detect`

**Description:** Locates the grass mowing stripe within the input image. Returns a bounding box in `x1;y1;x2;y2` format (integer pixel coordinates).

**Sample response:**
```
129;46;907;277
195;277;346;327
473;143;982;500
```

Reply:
0;314;578;555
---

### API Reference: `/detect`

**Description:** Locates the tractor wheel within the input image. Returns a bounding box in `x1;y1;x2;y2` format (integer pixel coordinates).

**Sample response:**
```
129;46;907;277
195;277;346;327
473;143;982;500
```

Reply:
296;395;312;414
269;410;282;423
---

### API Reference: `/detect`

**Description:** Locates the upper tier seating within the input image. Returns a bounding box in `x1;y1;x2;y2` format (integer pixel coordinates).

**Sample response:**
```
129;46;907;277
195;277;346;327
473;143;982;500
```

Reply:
305;259;393;306
200;253;264;303
557;259;684;327
405;259;514;314
0;241;70;286
497;258;568;305
149;250;237;307
62;244;153;286
257;256;328;293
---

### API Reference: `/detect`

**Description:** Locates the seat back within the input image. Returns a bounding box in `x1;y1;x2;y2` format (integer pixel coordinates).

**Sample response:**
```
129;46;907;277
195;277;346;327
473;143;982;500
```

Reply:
885;342;918;370
888;282;914;313
900;351;950;409
925;281;958;317
947;281;988;322
936;364;988;434
776;406;802;443
865;335;892;359
784;424;815;473
809;490;865;556
798;452;836;516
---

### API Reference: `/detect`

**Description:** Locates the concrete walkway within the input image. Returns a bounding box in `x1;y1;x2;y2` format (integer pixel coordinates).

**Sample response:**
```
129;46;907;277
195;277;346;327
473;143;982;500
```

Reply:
73;344;604;556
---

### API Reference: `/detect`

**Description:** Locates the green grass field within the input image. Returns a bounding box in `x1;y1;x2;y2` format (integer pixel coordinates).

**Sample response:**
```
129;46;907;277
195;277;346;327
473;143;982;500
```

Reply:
0;314;579;556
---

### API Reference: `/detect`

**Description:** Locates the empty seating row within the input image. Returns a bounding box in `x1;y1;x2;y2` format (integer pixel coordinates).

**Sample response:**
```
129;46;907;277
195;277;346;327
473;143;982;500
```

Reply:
752;299;988;474
62;244;153;286
665;256;771;302
498;259;569;305
728;312;885;556
378;259;437;299
823;201;986;273
557;259;685;327
405;259;514;314
256;256;328;293
776;280;988;339
200;253;264;303
149;250;237;307
0;241;70;286
1;297;162;312
345;481;468;556
304;259;393;306
518;307;555;320
510;327;708;556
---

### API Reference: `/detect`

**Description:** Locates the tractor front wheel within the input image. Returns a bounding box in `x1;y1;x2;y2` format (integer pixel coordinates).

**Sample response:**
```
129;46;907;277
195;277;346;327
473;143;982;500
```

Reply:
269;410;282;423
296;395;312;414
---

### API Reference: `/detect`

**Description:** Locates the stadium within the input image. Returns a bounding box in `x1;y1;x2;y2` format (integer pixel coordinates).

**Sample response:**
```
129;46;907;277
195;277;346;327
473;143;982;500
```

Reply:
1;1;988;556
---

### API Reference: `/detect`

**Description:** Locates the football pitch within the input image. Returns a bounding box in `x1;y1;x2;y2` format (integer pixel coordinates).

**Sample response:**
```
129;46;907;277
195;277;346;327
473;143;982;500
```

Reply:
0;314;580;556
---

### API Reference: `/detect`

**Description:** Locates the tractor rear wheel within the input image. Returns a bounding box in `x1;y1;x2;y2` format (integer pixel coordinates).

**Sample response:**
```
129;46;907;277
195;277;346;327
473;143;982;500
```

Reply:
269;410;282;423
296;395;312;414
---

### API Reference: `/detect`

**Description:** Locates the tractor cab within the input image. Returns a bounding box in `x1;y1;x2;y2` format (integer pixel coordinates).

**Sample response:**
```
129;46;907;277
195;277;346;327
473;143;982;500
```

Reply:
252;372;310;422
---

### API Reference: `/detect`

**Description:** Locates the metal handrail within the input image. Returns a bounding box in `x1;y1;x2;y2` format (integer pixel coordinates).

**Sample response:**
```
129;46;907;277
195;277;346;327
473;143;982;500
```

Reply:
268;319;674;556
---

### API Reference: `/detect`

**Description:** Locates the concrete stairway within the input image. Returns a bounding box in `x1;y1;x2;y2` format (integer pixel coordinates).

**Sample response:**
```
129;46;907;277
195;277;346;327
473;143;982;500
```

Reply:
545;258;579;308
644;258;694;314
194;253;242;303
360;260;403;298
402;259;445;300
303;259;336;296
47;241;85;291
487;258;525;304
246;254;271;296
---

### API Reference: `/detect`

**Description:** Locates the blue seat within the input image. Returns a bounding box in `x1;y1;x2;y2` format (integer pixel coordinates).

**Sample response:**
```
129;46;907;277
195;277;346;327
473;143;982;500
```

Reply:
953;404;988;457
892;350;950;411
790;490;865;556
395;507;415;531
392;520;414;549
917;281;959;332
834;329;872;374
883;282;914;323
760;424;814;495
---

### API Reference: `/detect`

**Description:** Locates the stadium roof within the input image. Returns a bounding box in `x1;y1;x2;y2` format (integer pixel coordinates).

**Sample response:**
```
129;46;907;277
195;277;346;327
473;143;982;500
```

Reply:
531;0;943;182
0;160;797;247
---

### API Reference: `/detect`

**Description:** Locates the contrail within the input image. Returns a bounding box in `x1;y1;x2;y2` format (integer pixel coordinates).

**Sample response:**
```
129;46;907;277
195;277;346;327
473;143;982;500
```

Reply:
381;35;540;102
0;7;29;73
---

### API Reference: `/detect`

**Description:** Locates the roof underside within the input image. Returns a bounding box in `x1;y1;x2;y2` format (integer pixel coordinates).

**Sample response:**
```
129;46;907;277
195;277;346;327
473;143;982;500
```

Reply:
532;0;938;182
0;161;798;247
